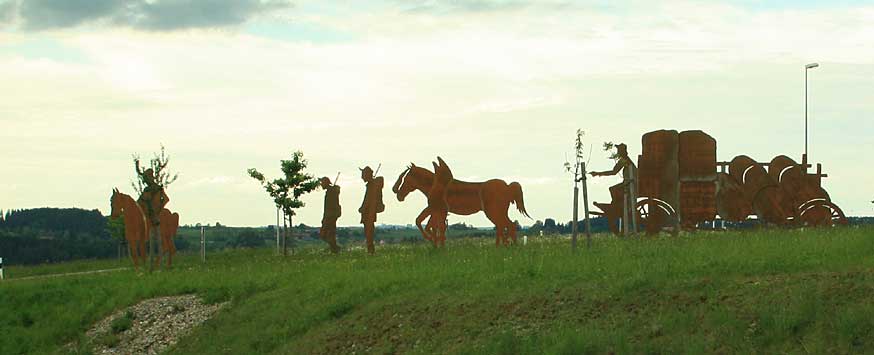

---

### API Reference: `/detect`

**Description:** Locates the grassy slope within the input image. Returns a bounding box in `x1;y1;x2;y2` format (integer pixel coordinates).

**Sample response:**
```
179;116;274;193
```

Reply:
1;227;873;354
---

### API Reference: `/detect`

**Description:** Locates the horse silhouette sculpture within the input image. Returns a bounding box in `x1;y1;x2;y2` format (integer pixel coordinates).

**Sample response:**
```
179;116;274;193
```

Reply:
157;208;179;268
423;157;453;247
393;158;530;246
110;188;148;270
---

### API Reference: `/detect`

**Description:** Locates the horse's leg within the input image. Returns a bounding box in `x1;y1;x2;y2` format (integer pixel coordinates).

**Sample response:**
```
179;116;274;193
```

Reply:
127;238;138;270
483;203;508;247
168;237;175;268
416;207;432;241
505;217;517;245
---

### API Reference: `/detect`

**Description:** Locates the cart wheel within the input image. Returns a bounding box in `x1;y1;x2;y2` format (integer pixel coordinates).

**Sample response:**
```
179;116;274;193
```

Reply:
636;198;676;235
798;199;848;226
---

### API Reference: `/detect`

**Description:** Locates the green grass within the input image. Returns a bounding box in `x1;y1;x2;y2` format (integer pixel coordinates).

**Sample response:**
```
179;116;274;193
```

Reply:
1;227;874;354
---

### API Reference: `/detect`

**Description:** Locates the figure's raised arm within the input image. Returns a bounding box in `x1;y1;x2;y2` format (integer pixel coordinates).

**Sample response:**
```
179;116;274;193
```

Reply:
591;160;623;177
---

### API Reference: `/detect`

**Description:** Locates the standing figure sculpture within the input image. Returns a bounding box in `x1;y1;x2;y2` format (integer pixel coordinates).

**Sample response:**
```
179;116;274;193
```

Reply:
358;166;385;254
137;168;170;268
110;188;148;270
591;143;638;235
320;176;342;254
423;158;453;247
158;208;179;268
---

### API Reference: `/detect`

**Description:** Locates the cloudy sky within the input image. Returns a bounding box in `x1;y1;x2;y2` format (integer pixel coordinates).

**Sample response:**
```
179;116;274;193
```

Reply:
1;0;872;227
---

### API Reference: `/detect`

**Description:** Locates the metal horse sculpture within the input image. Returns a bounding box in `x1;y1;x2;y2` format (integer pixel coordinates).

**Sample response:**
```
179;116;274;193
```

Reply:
158;208;179;268
392;158;530;246
423;158;453;247
110;188;148;270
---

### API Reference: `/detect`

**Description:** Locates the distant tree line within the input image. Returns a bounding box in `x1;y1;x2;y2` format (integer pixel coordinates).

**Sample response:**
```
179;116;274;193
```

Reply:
0;208;113;265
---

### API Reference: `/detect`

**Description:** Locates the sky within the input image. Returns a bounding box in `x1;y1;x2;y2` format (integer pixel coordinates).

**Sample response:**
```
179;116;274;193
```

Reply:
1;0;872;227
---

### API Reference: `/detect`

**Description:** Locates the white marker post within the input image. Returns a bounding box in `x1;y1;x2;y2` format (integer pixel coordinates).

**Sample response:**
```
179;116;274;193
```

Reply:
200;226;205;263
523;236;528;246
1;257;4;280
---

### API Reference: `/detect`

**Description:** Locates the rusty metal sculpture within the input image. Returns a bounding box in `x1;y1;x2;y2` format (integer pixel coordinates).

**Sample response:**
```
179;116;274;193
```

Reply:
109;189;148;270
392;157;530;246
591;143;639;235
157;208;179;268
423;157;453;247
359;166;385;254
320;177;342;254
594;129;847;235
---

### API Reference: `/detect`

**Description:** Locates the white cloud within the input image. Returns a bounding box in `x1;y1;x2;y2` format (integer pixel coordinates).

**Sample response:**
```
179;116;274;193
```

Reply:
1;1;873;226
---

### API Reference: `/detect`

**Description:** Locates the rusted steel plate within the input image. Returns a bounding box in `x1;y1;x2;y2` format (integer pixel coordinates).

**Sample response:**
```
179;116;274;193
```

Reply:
678;130;717;182
638;130;679;209
728;155;791;224
716;172;751;222
680;181;716;224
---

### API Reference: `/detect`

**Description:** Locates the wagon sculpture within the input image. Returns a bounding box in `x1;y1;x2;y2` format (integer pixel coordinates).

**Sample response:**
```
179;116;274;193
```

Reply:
594;130;847;235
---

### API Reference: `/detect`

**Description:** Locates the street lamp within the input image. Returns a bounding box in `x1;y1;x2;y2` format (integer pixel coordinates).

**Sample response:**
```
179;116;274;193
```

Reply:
804;62;819;159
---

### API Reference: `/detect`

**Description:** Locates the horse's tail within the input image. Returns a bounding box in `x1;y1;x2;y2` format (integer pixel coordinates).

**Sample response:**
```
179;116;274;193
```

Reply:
509;182;531;219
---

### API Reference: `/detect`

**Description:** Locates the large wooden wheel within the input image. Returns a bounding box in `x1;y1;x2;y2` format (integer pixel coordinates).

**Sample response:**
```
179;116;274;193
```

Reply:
798;199;848;226
636;198;677;235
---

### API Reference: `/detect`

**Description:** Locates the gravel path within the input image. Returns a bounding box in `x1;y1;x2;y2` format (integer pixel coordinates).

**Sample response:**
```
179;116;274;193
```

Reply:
85;295;227;355
5;267;129;281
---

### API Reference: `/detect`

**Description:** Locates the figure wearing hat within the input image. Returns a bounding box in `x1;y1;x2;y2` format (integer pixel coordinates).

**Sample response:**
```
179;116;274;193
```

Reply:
591;143;638;235
358;166;385;254
137;168;170;228
320;176;342;254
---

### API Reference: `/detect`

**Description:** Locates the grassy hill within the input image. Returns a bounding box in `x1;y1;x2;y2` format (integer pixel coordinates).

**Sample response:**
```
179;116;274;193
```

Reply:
2;227;874;354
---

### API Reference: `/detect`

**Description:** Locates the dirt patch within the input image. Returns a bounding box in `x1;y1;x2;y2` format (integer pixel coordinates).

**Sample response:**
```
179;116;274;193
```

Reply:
82;295;227;354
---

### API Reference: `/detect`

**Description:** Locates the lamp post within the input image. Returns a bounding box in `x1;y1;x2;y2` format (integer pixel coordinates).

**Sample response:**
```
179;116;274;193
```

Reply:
804;62;819;159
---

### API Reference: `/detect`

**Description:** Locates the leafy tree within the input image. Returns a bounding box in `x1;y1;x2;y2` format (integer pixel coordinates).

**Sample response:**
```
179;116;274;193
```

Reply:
106;216;126;260
248;151;320;256
131;145;178;194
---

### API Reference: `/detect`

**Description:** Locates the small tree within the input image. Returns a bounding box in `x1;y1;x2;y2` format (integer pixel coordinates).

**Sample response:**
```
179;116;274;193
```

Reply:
564;129;591;250
248;151;320;256
106;216;126;260
132;145;178;271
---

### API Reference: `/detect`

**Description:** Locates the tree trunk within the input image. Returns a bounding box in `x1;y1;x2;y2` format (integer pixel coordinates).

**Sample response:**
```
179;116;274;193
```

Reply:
283;215;288;257
149;226;157;272
289;215;295;255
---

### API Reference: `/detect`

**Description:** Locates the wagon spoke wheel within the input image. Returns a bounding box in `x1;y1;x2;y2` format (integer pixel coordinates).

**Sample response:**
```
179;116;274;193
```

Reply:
636;198;675;236
798;200;848;227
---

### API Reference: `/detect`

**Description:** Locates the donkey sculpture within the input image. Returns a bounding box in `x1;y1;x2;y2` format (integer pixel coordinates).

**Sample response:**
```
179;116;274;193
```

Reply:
110;188;148;270
393;157;530;246
423;158;453;247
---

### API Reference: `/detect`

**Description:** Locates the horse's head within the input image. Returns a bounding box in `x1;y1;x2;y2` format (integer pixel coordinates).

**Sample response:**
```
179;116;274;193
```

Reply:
109;188;122;218
393;163;429;202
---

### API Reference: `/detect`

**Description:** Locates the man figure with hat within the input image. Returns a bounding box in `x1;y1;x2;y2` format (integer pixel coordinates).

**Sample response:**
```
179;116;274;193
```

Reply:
137;168;170;266
591;143;638;235
358;166;385;254
320;176;342;254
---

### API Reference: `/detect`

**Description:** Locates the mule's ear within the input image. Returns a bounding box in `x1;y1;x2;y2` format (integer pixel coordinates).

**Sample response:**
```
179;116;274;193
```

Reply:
432;161;439;171
437;156;447;169
410;162;416;168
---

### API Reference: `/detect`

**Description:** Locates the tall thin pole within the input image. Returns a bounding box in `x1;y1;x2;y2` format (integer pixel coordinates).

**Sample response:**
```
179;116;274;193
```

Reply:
572;177;579;251
804;63;818;158
276;207;281;255
200;226;205;263
581;162;592;249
